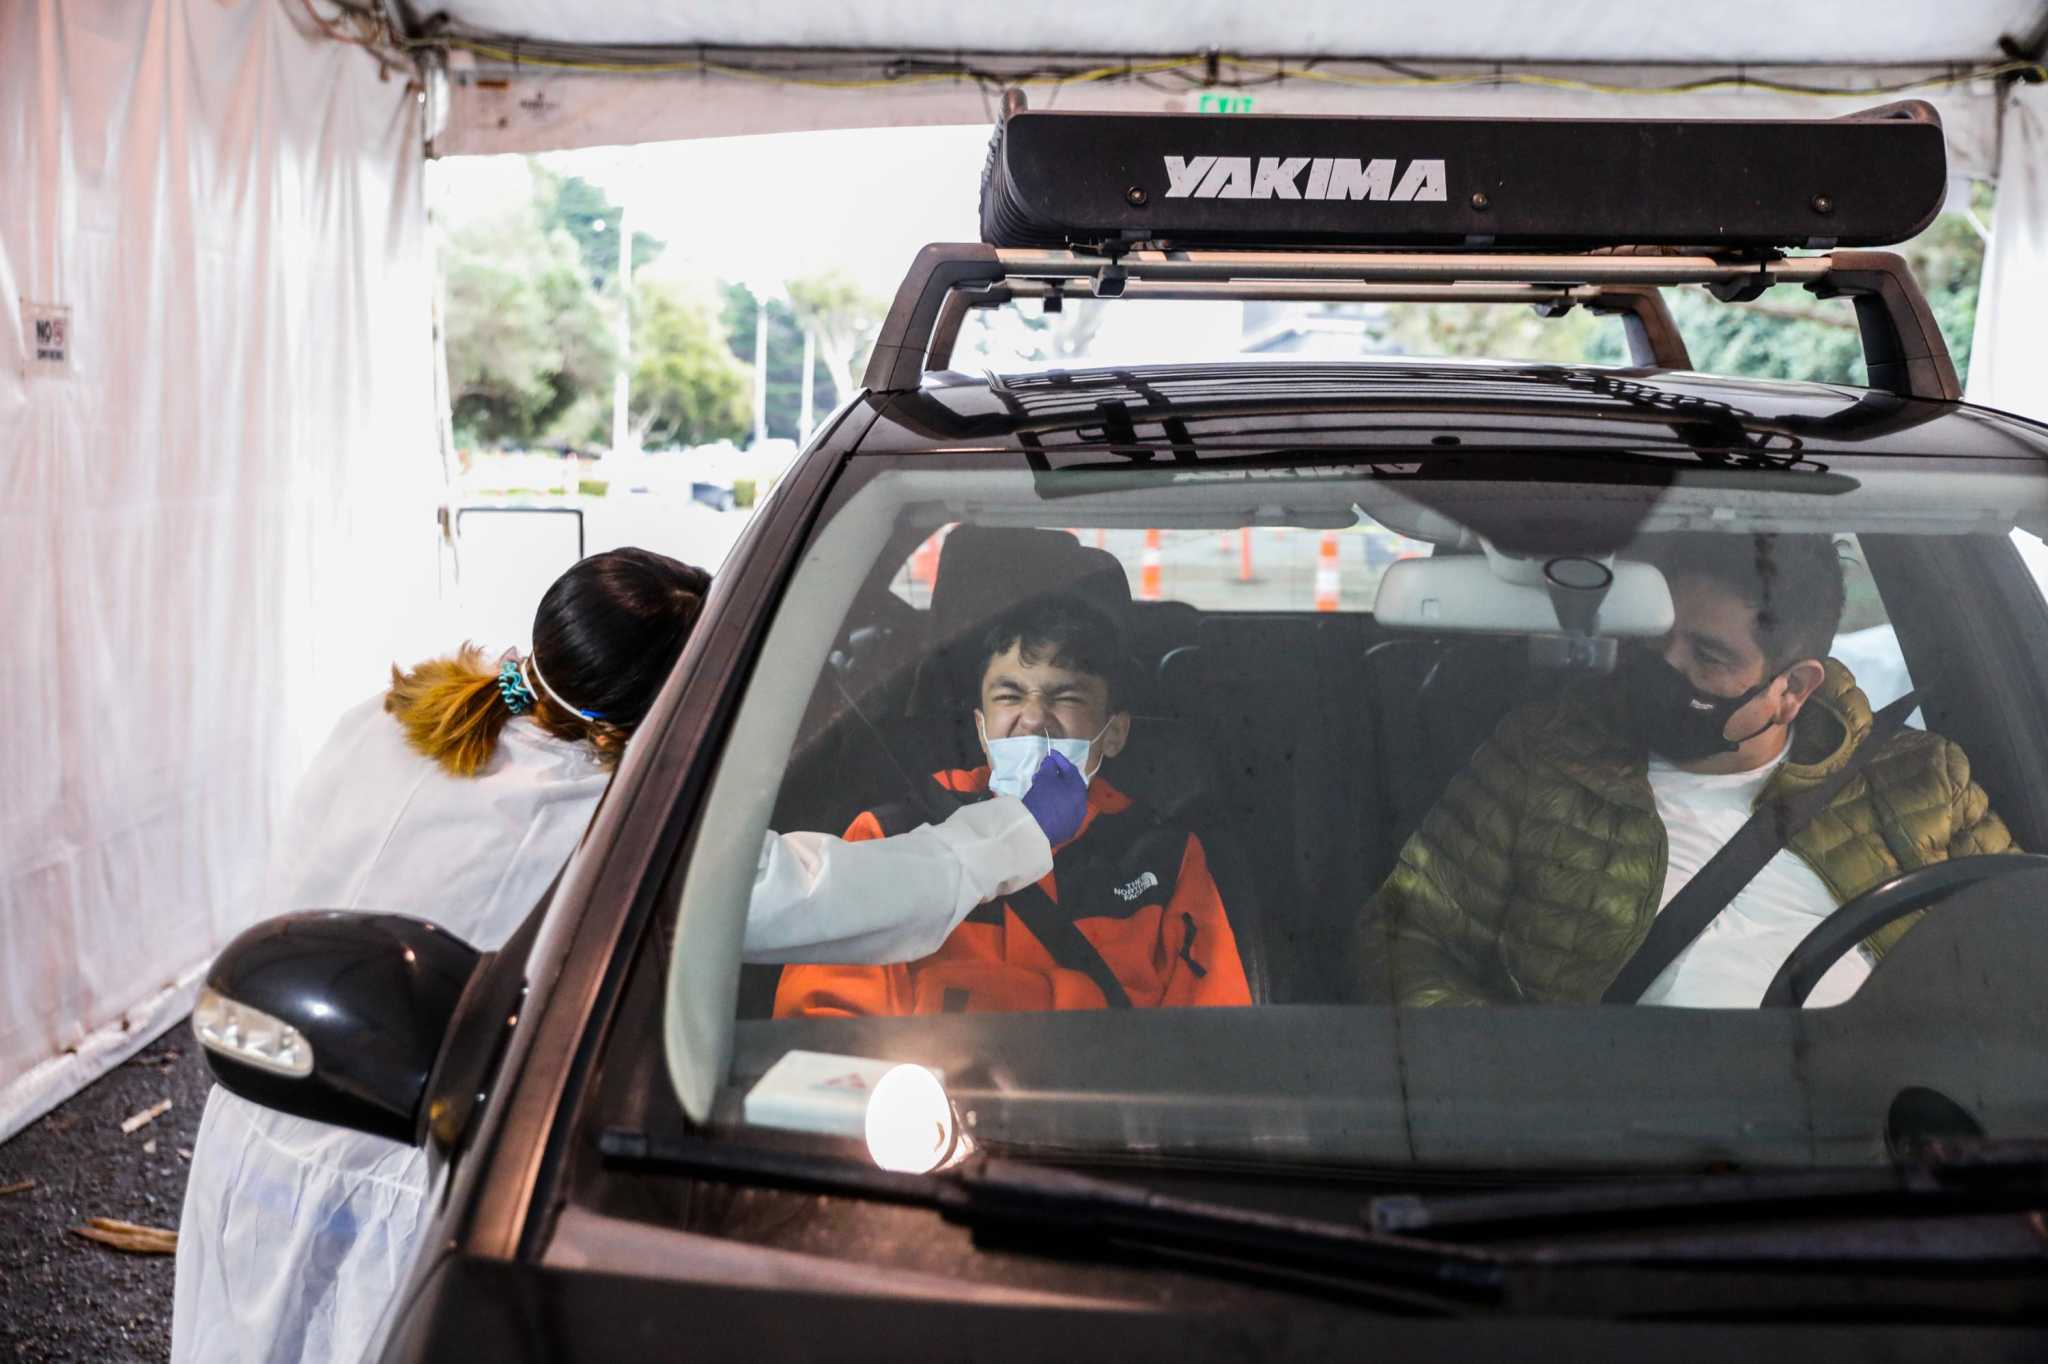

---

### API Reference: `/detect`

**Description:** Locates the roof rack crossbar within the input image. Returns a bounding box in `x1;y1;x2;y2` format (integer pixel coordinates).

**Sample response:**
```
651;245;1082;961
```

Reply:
864;246;1953;402
1580;289;1692;372
923;280;1691;371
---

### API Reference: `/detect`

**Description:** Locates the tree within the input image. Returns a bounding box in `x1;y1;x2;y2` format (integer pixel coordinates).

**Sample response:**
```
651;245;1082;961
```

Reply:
719;282;838;443
1899;183;1991;387
1004;298;1110;363
1370;198;1989;387
1663;288;1864;385
529;229;620;438
442;205;616;446
786;270;886;404
625;278;751;448
531;164;663;292
1380;299;1625;366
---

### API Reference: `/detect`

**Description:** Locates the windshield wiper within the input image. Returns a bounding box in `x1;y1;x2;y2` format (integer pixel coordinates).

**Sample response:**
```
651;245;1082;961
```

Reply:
599;1128;2048;1320
1370;1138;2048;1237
598;1127;1505;1313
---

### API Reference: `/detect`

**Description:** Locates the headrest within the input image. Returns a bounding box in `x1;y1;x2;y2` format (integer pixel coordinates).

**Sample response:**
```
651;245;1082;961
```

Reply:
931;527;1132;647
914;527;1134;716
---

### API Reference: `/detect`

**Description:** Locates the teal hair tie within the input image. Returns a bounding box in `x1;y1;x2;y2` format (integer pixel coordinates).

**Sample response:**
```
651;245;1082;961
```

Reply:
497;659;537;715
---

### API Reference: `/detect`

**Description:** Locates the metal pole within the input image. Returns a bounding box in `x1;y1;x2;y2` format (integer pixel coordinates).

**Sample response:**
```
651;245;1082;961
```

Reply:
610;193;633;455
752;294;769;446
799;328;816;444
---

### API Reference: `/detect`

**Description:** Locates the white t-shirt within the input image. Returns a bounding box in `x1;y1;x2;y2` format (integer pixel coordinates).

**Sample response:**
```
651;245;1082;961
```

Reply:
1638;749;1871;1009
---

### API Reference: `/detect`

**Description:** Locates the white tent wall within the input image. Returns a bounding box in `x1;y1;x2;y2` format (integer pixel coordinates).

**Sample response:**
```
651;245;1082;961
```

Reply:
0;0;443;1142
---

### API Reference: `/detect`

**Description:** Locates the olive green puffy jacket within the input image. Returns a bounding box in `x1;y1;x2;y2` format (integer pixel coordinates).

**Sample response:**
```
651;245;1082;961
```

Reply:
1373;659;2016;1007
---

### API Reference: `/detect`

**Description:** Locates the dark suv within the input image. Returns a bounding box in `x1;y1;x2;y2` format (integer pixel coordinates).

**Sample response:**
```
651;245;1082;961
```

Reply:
202;100;2048;1360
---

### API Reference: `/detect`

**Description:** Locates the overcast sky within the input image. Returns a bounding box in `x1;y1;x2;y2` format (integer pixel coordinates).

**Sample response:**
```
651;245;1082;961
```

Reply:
433;124;995;296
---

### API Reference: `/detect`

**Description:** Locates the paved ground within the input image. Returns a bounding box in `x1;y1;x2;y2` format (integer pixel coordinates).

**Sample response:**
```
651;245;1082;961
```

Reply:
0;1027;211;1363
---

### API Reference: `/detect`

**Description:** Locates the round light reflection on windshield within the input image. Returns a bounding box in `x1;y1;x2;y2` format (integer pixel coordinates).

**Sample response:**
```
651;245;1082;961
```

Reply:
864;1064;956;1174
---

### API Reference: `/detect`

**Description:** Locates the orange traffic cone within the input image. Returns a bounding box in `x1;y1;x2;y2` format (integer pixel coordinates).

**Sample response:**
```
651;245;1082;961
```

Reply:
1315;531;1341;612
1140;528;1163;602
911;531;942;587
1239;526;1255;583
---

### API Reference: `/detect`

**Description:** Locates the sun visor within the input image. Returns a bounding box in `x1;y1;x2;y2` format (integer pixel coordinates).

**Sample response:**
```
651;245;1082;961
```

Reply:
980;101;1947;253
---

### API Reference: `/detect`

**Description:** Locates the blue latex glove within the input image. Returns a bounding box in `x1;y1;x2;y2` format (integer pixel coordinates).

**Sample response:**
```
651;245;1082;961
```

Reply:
1020;750;1088;846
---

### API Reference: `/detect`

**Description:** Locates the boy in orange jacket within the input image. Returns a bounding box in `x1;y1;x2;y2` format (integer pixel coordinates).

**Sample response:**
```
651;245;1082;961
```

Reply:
777;595;1252;1016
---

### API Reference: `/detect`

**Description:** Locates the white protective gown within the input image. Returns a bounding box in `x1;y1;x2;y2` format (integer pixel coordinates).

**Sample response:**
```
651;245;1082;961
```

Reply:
173;695;1050;1364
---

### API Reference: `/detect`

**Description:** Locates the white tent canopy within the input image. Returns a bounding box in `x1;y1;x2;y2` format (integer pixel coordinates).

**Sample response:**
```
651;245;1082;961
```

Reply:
5;0;2047;1139
428;0;2044;64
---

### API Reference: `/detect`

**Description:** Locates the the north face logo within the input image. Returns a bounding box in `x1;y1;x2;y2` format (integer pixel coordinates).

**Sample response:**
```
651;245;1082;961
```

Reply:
1114;871;1161;902
1162;155;1447;203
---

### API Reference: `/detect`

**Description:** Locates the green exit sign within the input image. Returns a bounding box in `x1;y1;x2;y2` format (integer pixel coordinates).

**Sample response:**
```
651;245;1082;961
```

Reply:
1197;93;1255;115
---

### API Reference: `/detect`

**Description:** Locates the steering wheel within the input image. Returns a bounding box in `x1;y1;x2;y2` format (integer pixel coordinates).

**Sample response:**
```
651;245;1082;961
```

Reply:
1761;854;2048;1007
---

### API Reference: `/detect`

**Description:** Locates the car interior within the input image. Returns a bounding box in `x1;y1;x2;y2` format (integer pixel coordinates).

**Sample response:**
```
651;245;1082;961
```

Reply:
739;491;2048;1021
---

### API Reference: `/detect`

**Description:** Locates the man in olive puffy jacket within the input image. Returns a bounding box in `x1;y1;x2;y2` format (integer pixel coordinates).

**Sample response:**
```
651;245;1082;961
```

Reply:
1372;533;2015;1008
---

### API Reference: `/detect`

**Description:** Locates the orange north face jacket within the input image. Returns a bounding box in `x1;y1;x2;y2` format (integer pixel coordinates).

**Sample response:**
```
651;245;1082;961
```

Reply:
774;768;1253;1017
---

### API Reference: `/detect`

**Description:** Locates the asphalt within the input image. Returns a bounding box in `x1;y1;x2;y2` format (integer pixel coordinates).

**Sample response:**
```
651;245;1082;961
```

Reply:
0;1025;213;1364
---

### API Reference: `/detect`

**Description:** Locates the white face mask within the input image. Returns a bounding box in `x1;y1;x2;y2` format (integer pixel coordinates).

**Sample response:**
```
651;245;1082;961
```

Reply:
977;714;1110;800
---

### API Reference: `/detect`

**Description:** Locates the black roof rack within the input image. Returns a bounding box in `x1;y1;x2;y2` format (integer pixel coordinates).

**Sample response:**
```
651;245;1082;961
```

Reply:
979;97;1947;254
864;246;1960;402
881;359;1948;458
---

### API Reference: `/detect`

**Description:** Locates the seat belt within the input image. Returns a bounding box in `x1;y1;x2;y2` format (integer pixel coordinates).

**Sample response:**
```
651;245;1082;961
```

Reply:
1004;882;1133;1009
827;664;967;828
1600;690;1922;1005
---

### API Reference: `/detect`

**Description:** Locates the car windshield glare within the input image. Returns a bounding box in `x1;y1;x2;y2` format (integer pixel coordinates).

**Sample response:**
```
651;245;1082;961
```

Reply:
662;449;2048;1177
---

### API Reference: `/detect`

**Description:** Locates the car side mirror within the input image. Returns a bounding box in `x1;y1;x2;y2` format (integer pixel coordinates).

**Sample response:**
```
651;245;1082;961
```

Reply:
193;911;481;1145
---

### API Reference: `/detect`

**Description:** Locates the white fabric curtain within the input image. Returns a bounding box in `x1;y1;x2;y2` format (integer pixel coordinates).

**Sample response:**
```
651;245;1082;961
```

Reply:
1967;83;2048;421
0;0;444;1141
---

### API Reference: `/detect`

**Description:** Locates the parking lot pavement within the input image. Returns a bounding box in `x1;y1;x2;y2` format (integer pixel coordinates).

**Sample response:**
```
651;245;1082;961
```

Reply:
0;1027;212;1363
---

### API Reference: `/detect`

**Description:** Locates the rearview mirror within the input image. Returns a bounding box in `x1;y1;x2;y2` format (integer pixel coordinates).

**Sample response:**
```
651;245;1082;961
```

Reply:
1372;553;1674;638
193;912;481;1145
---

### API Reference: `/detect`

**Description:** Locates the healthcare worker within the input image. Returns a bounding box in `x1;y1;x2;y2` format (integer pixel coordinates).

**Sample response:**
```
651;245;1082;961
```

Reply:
172;547;1087;1364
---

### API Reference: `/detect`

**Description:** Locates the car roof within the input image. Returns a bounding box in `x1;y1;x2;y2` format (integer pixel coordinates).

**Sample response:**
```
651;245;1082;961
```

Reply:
858;360;2048;466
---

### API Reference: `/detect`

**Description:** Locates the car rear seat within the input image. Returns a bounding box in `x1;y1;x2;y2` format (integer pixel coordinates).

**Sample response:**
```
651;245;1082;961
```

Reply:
1153;614;1380;1003
1363;635;1579;872
1352;634;1581;997
1151;618;1592;1003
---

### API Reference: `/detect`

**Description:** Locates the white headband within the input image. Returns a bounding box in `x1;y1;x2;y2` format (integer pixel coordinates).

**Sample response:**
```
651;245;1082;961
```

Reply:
523;653;602;722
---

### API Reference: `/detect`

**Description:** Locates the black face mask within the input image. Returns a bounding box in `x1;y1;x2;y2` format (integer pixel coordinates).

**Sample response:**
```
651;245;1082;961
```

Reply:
1624;648;1783;764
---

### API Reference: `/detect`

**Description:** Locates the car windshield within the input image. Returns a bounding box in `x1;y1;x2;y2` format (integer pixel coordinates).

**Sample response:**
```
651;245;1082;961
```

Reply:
660;379;2048;1177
